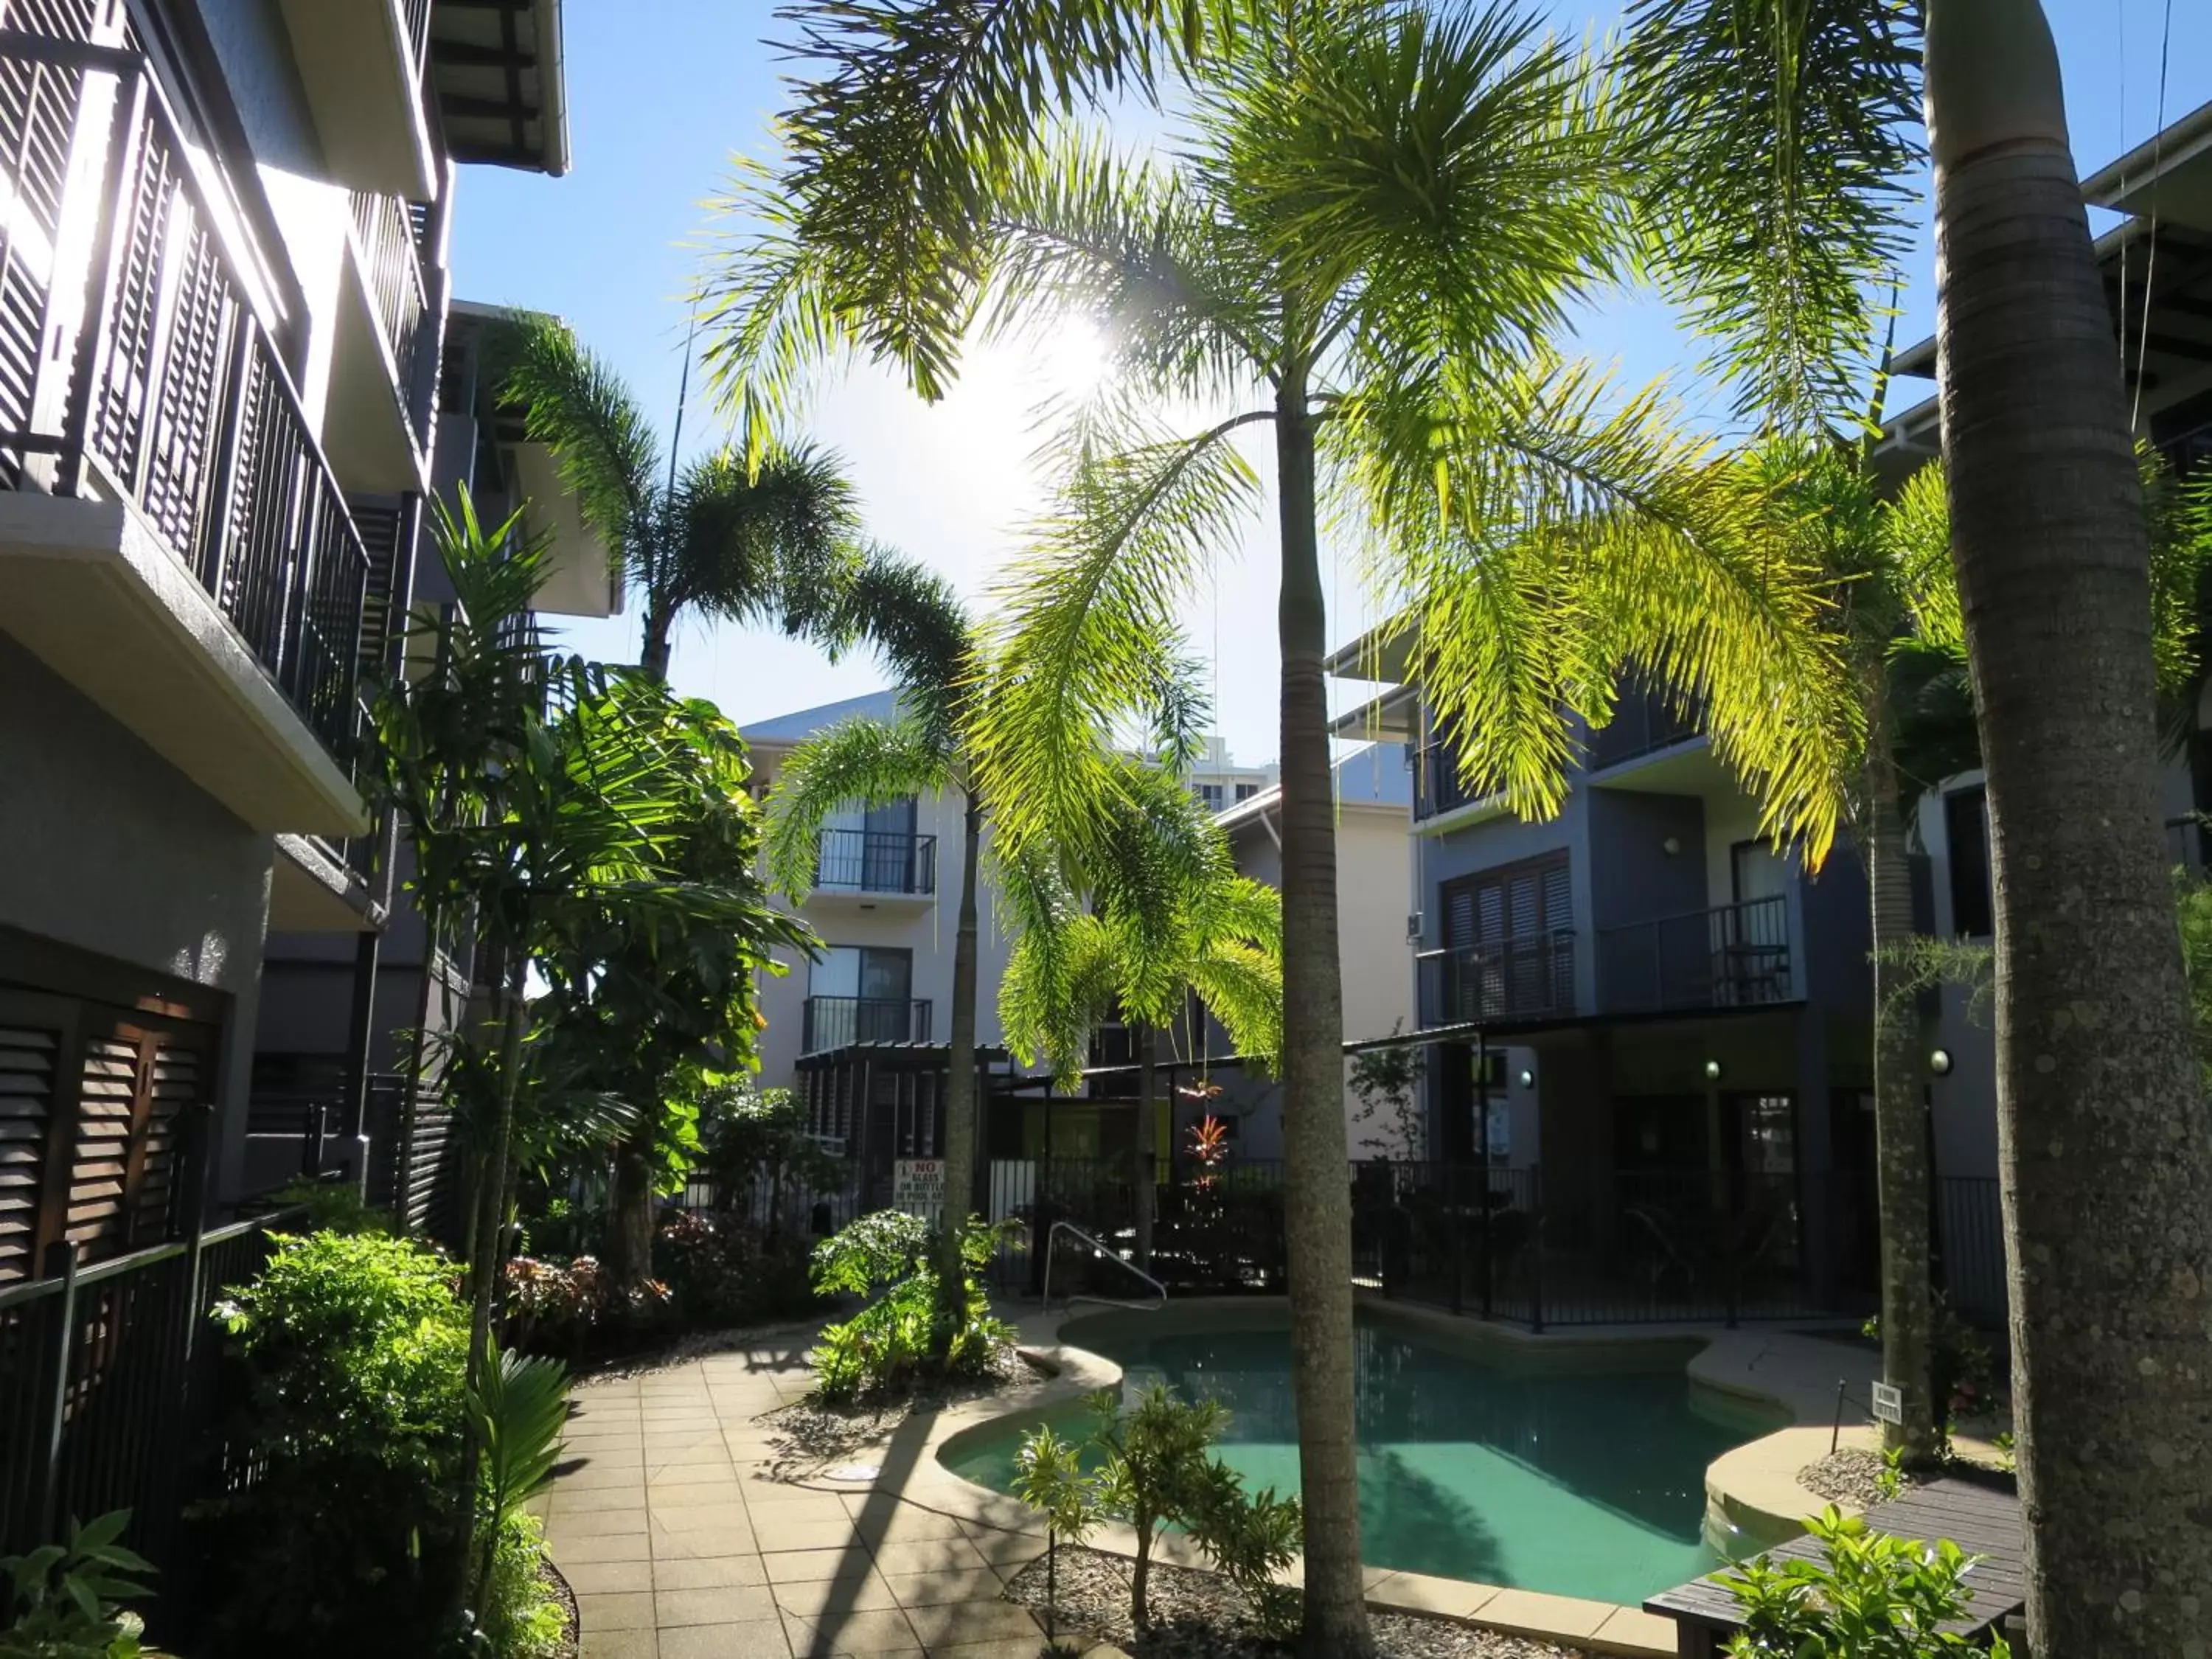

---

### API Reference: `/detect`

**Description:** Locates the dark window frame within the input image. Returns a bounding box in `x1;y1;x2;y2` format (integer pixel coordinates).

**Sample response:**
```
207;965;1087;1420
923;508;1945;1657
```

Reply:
1944;786;1994;939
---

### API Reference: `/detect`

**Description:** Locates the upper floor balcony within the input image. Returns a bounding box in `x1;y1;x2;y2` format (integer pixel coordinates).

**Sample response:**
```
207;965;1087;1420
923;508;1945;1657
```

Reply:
0;27;375;835
278;0;439;199
1416;896;1798;1028
326;188;439;495
802;995;933;1054
814;829;937;902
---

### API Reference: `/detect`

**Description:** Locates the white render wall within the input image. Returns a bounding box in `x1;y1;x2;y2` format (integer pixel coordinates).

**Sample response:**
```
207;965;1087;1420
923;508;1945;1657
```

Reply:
747;741;1016;1093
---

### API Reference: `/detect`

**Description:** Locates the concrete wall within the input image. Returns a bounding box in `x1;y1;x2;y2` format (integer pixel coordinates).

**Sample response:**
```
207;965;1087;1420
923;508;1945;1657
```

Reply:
0;636;271;1190
1585;788;1707;927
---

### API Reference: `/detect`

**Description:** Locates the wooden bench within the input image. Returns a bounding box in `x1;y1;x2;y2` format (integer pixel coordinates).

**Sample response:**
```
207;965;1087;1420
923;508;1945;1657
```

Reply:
1644;1477;2025;1656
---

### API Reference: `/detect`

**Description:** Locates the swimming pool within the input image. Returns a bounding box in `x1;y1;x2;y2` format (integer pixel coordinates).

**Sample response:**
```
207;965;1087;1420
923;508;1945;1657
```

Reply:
942;1304;1782;1606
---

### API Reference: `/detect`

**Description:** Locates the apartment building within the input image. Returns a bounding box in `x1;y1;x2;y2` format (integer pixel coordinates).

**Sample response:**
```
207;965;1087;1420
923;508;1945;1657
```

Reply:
0;0;570;1281
1181;733;1276;815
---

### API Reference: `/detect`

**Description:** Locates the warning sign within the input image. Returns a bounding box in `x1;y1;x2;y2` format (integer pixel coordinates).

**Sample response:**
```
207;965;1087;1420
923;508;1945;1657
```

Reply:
1871;1381;1903;1425
894;1158;945;1219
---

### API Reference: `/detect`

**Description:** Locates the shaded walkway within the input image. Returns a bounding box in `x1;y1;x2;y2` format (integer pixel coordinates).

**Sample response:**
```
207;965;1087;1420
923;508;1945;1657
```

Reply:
539;1327;1082;1658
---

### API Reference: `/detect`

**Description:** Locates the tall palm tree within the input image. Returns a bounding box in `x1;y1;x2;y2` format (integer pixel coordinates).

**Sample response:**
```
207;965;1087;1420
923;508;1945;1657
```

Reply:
700;6;1860;1649
495;316;856;680
999;756;1284;1267
1626;0;2212;1642
764;547;992;1345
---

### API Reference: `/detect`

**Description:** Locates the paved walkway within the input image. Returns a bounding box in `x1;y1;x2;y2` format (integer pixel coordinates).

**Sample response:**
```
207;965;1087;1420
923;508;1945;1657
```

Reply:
540;1329;1095;1658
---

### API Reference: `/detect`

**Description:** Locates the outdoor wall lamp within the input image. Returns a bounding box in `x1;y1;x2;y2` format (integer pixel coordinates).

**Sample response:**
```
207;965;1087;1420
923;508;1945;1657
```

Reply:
1930;1048;1954;1077
1662;835;1682;856
1517;1068;1534;1089
1703;1059;1723;1081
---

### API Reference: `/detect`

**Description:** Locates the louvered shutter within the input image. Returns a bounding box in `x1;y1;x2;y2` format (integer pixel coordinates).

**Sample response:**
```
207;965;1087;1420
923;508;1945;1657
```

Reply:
0;1020;60;1281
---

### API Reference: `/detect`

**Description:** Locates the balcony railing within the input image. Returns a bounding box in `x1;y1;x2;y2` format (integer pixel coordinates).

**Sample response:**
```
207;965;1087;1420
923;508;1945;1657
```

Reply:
803;996;933;1053
817;829;937;895
0;29;369;771
1584;684;1700;771
1417;931;1578;1026
1594;895;1793;1015
1414;740;1478;821
350;188;429;430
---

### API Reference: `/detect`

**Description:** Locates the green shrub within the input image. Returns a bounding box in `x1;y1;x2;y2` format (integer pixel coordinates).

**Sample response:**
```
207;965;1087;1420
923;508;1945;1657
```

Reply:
204;1231;471;1655
697;1084;841;1233
469;1346;570;1608
500;1252;672;1358
0;1510;151;1658
470;1513;566;1659
654;1209;815;1329
808;1211;1015;1402
1014;1384;1302;1637
1724;1508;2011;1658
266;1177;394;1237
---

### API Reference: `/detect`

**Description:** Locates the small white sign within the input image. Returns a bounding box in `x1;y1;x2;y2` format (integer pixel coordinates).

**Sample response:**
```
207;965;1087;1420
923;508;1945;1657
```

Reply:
894;1158;945;1217
1871;1381;1904;1425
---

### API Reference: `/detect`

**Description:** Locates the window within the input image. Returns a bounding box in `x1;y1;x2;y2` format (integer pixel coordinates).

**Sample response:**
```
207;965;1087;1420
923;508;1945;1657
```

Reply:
1234;782;1259;801
1439;854;1573;1017
1195;782;1225;811
808;947;917;1045
1945;787;1993;938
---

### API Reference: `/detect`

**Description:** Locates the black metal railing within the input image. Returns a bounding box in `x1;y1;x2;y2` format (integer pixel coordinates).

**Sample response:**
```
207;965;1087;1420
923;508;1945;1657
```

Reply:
2167;815;2205;877
817;828;937;894
1414;740;1478;821
0;31;371;773
1594;894;1793;1014
1585;684;1700;771
398;0;433;71
801;995;933;1052
349;188;428;432
1416;930;1577;1026
0;1208;299;1609
1935;1175;2006;1326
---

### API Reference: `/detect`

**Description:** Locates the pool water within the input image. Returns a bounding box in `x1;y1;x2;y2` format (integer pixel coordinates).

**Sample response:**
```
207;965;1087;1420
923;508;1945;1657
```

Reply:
943;1307;1775;1606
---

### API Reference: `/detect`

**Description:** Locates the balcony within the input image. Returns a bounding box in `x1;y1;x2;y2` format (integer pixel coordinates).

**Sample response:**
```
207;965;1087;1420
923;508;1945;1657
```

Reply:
1417;931;1578;1026
1584;684;1700;772
0;32;372;834
277;0;437;198
1415;897;1798;1030
1594;896;1795;1015
1414;740;1482;822
802;997;933;1054
325;191;434;493
815;829;937;899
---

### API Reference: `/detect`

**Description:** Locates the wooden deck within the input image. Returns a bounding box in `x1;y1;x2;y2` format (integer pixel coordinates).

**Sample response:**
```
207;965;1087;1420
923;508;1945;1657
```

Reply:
1644;1476;2025;1657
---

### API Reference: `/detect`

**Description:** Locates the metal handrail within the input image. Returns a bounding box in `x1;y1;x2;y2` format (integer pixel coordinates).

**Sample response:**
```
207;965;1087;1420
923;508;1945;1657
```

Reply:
1040;1220;1166;1312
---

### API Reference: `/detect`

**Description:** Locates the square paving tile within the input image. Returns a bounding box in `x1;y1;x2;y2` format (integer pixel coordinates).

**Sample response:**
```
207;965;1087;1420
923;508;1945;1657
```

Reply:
553;1489;650;1517
564;1464;651;1489
745;1490;854;1523
771;1571;900;1618
578;1629;658;1658
653;1503;757;1535
655;1585;782;1627
1473;1587;1616;1641
763;1547;877;1585
552;1510;655;1540
652;1553;769;1590
866;1538;990;1579
781;1607;919;1657
651;1521;759;1560
575;1591;657;1632
897;1600;1043;1649
562;1559;653;1596
878;1568;1002;1609
656;1622;790;1659
651;1480;748;1508
756;1519;867;1555
549;1531;654;1565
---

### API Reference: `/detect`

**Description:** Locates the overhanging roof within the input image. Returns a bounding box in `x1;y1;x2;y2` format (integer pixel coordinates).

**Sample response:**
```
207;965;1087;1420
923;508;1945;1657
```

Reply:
430;0;570;176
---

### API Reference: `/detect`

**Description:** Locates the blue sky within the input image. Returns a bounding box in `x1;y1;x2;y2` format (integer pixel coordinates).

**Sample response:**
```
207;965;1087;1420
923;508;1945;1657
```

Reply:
448;0;2212;768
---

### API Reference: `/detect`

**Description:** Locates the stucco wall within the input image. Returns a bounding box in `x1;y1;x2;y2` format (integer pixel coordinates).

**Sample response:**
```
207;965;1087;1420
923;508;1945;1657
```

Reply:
0;635;271;1186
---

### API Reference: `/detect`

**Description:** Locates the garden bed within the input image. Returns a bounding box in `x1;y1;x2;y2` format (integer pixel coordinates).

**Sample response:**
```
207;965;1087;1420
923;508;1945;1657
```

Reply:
1003;1545;1588;1659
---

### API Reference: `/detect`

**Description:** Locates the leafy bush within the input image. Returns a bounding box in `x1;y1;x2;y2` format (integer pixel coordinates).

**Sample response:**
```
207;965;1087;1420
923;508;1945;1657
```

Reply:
696;1084;841;1233
501;1252;671;1357
654;1209;815;1329
1863;1293;2003;1443
1015;1385;1302;1636
266;1177;394;1237
0;1510;151;1658
808;1211;1015;1402
470;1347;570;1606
204;1231;472;1655
470;1513;566;1659
1724;1508;2011;1658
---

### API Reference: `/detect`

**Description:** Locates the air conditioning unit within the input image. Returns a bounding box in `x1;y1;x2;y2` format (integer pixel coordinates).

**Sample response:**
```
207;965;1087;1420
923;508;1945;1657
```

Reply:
1405;911;1423;942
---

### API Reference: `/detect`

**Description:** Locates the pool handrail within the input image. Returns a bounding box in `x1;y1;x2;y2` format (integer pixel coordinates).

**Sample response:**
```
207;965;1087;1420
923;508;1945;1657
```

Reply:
1040;1220;1168;1312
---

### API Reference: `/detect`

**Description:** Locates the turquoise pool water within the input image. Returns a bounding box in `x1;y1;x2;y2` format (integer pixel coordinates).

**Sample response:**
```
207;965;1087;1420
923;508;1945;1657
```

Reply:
943;1307;1778;1606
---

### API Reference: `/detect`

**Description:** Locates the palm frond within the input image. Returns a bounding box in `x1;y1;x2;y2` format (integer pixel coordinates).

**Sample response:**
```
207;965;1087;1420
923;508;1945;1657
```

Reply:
1619;0;1921;434
790;544;976;748
765;715;951;899
490;316;662;569
974;406;1263;861
666;442;860;629
1184;939;1283;1075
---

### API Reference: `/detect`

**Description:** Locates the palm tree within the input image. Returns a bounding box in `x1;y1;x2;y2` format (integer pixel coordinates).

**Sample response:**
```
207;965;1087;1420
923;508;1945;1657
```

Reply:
764;546;992;1346
1624;0;2212;1641
999;756;1284;1269
495;316;856;680
700;7;1860;1649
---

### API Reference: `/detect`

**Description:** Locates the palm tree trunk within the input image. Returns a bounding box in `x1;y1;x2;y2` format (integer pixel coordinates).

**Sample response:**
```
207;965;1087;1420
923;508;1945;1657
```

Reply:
1134;1023;1158;1270
641;605;673;681
1863;711;1938;1464
1928;2;2212;1644
608;1137;656;1287
1273;362;1374;1659
933;787;984;1349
